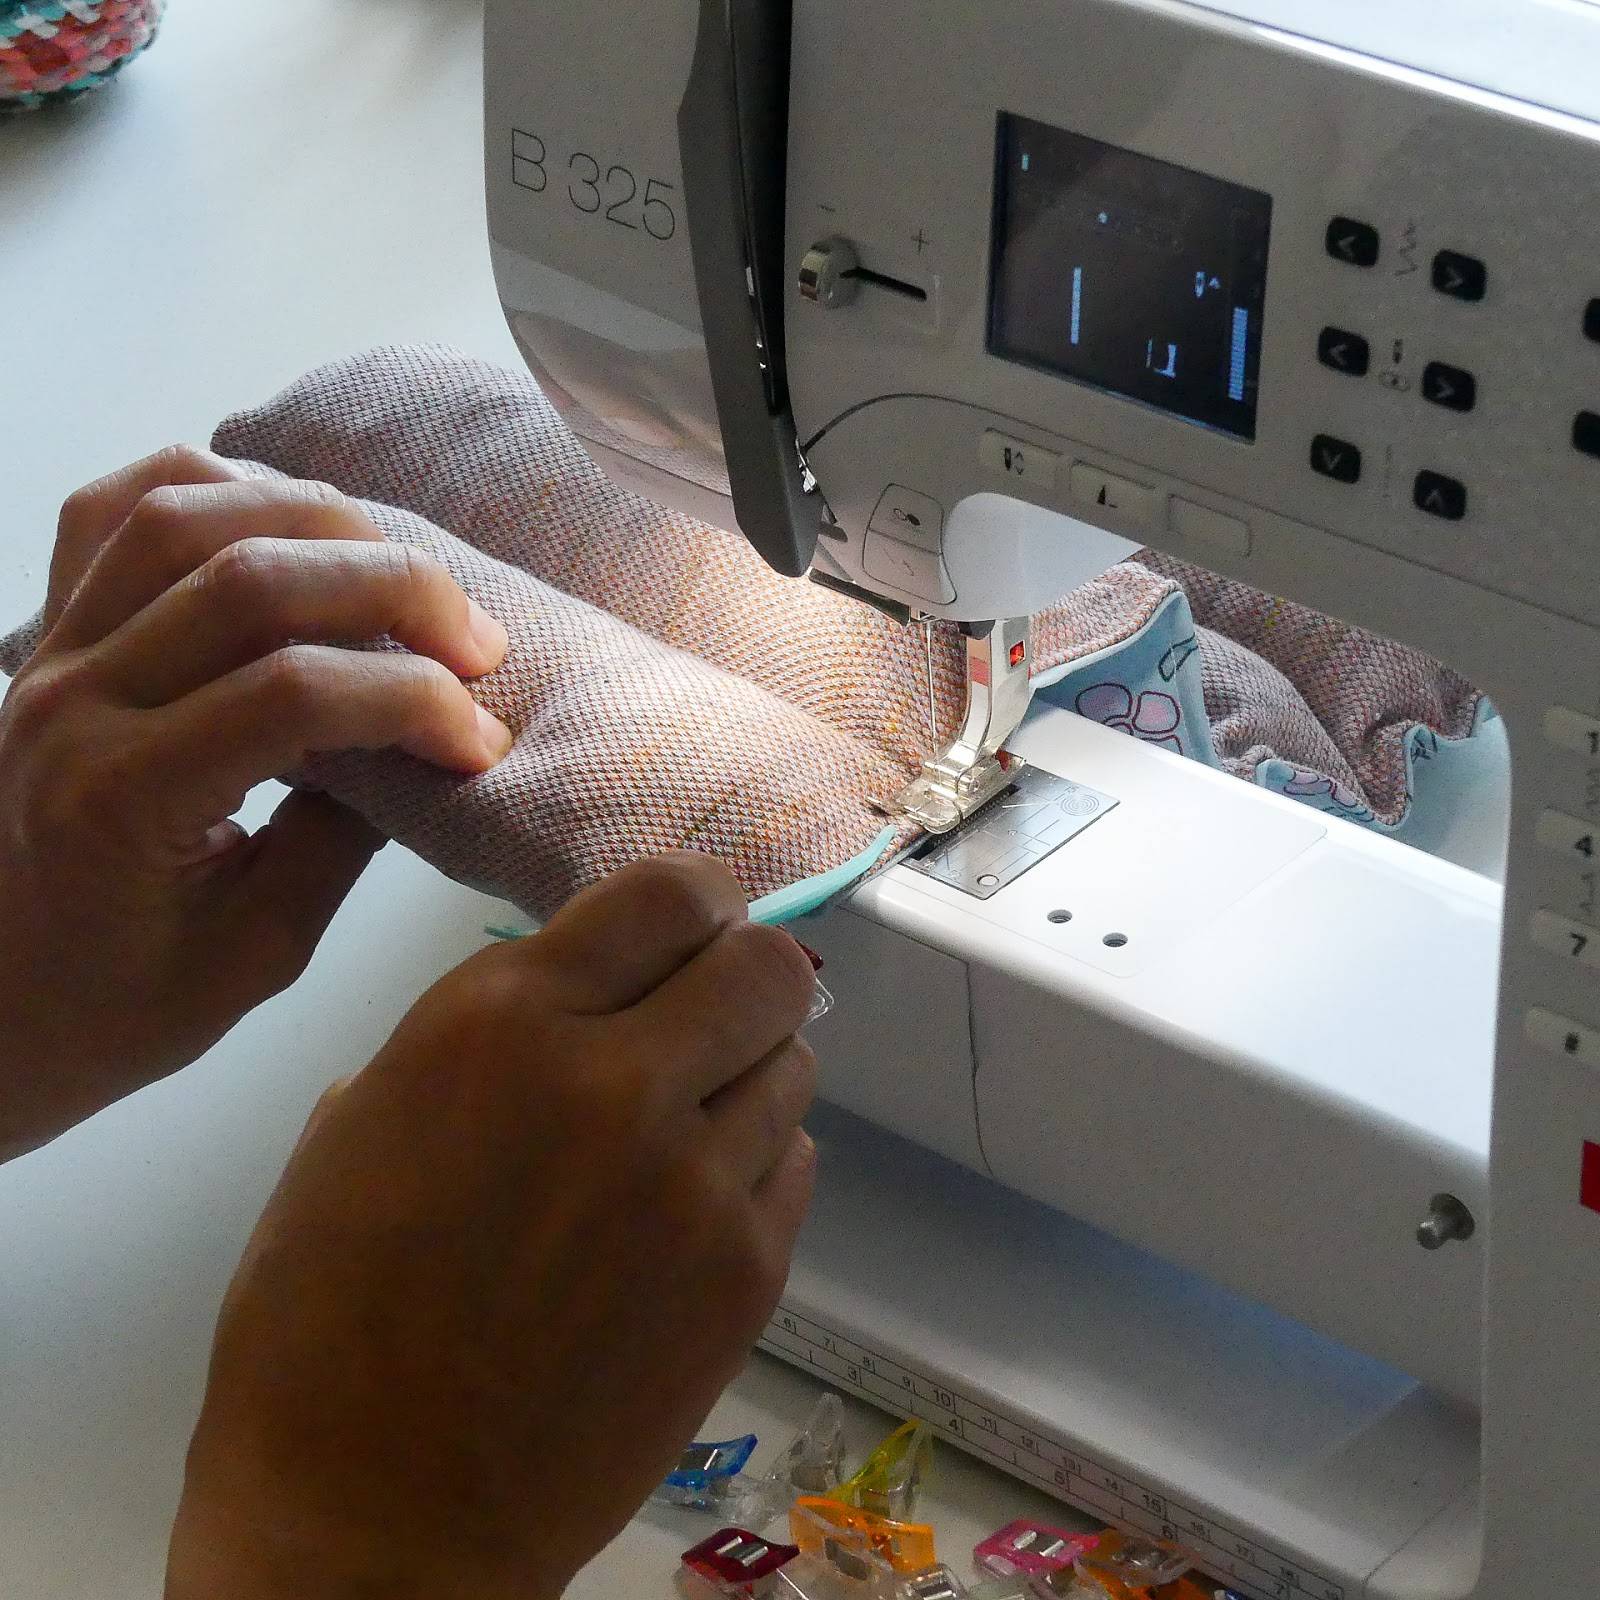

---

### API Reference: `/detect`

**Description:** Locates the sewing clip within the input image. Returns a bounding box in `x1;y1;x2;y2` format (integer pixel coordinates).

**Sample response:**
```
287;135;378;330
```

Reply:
974;1519;1100;1580
832;1418;933;1522
651;1435;760;1511
789;1495;938;1576
680;1527;801;1597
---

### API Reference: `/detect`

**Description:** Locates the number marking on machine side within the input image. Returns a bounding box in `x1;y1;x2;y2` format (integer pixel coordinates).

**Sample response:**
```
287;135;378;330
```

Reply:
759;1308;1346;1600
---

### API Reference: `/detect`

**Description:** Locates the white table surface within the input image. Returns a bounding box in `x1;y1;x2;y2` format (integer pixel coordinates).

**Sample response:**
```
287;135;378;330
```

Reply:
0;5;1069;1595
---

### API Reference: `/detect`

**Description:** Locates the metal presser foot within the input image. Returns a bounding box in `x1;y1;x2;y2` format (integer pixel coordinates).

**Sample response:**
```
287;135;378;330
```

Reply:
887;615;1034;835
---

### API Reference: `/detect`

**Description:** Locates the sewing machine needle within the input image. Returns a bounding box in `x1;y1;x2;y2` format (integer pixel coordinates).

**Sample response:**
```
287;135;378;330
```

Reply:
922;619;937;746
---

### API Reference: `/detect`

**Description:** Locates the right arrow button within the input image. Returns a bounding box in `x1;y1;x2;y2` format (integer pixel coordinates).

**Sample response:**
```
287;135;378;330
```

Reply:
1421;360;1477;412
1432;249;1487;302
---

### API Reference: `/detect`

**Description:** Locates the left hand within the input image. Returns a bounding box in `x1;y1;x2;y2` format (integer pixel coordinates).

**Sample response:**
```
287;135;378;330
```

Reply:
0;446;512;1162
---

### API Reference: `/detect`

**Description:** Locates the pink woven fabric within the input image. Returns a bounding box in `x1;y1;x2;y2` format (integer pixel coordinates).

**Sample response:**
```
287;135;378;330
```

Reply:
0;346;1479;917
210;347;1175;777
1135;549;1481;821
194;346;1179;915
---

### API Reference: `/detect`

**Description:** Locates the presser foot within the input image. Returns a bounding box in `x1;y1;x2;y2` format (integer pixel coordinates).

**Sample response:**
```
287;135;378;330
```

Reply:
887;749;1024;835
882;614;1034;837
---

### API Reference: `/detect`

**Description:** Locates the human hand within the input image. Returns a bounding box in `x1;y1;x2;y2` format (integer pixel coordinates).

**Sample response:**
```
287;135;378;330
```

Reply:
0;447;512;1162
165;852;819;1600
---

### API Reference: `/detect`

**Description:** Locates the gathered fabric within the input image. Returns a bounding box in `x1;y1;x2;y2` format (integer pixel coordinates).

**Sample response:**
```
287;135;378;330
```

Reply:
0;346;1493;918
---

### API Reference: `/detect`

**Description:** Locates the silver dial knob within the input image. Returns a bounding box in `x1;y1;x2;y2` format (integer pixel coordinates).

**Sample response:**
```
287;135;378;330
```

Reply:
797;237;860;308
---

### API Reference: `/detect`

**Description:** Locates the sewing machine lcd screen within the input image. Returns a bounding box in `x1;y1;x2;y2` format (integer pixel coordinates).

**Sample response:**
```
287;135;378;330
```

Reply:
988;114;1272;439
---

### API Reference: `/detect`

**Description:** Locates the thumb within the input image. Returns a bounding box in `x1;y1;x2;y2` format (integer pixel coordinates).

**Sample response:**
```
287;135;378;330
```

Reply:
223;788;384;996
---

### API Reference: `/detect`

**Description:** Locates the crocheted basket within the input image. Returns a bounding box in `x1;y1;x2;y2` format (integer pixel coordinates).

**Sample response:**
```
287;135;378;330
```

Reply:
1;0;163;112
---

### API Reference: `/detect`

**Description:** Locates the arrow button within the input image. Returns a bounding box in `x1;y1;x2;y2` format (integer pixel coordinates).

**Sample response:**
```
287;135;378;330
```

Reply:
1432;249;1487;302
1573;410;1600;460
1317;326;1370;376
1310;433;1361;484
1414;470;1467;521
1422;361;1476;412
1325;216;1379;268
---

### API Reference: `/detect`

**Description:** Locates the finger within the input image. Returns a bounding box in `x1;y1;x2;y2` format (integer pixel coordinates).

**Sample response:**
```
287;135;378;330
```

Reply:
215;789;386;995
134;645;514;831
702;1036;818;1191
46;446;244;632
527;852;750;1015
95;537;507;706
749;1127;819;1277
49;478;385;654
622;920;817;1100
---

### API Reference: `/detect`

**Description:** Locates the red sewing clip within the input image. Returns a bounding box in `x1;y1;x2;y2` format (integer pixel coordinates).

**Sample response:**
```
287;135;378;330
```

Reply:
681;1527;801;1596
796;943;833;1024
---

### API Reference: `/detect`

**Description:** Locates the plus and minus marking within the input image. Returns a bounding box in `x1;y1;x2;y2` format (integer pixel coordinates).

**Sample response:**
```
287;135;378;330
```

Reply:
913;227;930;252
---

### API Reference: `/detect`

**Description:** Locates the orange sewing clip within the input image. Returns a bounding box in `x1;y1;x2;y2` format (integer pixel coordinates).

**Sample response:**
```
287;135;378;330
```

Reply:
789;1494;938;1575
1063;1530;1193;1598
1151;1578;1216;1600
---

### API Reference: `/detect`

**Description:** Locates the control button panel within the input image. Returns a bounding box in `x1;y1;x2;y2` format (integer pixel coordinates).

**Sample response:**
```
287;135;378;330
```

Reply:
1326;216;1379;268
868;484;944;553
1531;909;1600;969
1544;706;1600;758
979;429;1059;490
1311;434;1361;484
862;529;955;604
1311;222;1496;513
1169;496;1250;556
1414;470;1466;521
1318;326;1369;376
1069;462;1157;524
1432;250;1487;302
1527;1008;1600;1071
1421;362;1475;412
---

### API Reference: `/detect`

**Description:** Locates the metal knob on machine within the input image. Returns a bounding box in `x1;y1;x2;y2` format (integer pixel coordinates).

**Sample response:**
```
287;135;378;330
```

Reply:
797;237;860;308
1416;1193;1476;1250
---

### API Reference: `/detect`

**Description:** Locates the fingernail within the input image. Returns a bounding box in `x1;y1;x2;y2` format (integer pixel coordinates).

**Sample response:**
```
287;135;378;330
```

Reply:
467;600;509;667
476;704;515;762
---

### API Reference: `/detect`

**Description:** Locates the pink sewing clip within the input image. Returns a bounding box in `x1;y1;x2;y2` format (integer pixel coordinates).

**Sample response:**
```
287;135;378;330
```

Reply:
975;1519;1100;1580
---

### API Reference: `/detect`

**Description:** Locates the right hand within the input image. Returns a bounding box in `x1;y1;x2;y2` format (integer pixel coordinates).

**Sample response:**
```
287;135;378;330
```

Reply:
166;852;821;1600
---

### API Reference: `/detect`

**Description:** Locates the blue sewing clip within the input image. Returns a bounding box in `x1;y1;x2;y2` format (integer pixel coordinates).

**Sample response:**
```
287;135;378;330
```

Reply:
651;1434;760;1510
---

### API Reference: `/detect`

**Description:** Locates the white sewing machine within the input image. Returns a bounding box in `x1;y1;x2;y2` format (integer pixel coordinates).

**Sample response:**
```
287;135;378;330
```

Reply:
484;2;1600;1594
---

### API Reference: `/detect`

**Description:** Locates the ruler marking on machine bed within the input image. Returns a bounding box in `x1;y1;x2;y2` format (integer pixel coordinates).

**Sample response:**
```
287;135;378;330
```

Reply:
759;1308;1346;1600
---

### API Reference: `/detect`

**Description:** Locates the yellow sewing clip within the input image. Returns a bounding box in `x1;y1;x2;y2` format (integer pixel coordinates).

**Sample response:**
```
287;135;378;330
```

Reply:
832;1418;934;1521
789;1495;938;1576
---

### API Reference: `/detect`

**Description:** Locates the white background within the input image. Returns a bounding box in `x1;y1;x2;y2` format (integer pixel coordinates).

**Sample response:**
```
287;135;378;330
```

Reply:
0;4;1062;1594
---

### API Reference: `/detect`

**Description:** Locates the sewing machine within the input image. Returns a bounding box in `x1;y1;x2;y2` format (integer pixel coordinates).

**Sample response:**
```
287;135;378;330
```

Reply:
484;1;1600;1593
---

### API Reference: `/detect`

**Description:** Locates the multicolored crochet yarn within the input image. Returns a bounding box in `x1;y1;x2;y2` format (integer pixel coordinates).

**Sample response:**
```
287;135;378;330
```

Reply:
1;0;163;112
